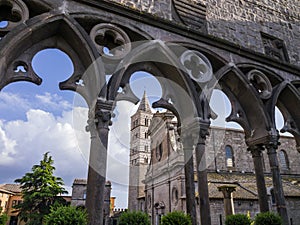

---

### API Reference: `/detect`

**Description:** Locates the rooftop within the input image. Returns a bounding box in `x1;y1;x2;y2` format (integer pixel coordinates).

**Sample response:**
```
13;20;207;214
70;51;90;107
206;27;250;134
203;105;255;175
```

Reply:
0;184;22;194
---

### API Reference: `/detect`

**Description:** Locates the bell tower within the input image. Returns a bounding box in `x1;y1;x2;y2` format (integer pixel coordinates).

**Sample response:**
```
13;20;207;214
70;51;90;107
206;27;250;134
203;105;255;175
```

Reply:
128;91;153;211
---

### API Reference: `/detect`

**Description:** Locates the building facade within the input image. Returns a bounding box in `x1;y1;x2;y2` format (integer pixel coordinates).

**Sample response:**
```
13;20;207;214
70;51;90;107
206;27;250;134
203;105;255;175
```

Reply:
128;98;300;225
128;91;153;211
71;179;113;223
0;184;24;225
0;184;71;225
0;188;13;214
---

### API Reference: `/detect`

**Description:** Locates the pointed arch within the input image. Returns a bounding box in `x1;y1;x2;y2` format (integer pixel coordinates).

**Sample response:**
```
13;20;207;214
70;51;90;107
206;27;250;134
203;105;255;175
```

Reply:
216;66;271;142
107;41;206;130
0;11;106;107
277;82;300;150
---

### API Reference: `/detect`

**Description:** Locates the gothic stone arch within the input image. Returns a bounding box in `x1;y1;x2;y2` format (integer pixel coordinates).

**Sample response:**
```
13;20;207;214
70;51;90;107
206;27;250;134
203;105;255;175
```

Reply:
0;1;299;225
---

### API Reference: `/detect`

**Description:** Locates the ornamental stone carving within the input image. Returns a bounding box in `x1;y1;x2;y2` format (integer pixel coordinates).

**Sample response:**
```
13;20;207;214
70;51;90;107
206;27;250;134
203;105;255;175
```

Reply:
90;23;131;60
247;69;272;99
0;0;29;36
180;50;213;83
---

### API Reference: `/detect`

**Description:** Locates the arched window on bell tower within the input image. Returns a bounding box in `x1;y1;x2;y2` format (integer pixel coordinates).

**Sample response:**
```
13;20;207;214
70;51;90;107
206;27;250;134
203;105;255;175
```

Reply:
278;150;289;171
225;145;234;168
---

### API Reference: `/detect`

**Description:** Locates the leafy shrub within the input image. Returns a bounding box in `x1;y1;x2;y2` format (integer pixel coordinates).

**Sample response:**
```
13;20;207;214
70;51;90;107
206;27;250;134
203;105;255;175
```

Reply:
225;214;252;225
161;211;192;225
118;211;150;225
0;213;9;225
44;205;87;225
254;212;282;225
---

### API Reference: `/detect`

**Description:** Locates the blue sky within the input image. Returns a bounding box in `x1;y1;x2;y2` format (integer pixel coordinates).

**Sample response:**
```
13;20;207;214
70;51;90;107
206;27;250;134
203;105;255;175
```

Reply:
0;48;287;209
0;48;164;208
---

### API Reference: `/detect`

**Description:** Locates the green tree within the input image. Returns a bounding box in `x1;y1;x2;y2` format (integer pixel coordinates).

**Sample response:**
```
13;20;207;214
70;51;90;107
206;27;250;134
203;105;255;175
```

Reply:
254;212;282;225
14;152;67;225
0;213;9;225
118;211;150;225
225;214;252;225
161;211;192;225
44;205;87;225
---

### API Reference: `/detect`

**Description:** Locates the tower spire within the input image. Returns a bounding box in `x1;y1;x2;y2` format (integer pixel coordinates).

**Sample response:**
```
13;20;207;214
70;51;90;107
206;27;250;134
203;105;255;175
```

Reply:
137;91;152;113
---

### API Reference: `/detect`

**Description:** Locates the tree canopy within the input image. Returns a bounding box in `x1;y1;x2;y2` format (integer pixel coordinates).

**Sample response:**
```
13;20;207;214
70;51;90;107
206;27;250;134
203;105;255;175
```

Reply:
44;205;87;225
14;152;67;225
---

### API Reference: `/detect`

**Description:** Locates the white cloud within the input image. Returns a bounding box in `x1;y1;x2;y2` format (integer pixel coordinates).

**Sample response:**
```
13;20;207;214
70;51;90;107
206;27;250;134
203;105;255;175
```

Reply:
0;108;89;191
0;121;17;165
0;92;31;111
35;92;72;110
0;99;134;207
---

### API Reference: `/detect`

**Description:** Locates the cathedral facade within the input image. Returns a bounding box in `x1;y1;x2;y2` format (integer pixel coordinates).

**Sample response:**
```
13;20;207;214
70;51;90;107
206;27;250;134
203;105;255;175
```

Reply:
128;93;300;225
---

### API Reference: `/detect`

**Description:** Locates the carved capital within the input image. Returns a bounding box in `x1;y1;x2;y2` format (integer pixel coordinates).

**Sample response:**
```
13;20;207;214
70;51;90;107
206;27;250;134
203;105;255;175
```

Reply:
218;185;236;199
247;144;264;158
95;99;114;129
265;135;280;154
199;127;209;143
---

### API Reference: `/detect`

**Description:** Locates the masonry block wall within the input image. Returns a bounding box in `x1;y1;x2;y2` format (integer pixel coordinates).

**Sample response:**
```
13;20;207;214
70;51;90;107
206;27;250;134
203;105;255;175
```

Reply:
203;0;300;66
205;127;300;175
110;0;172;20
107;0;299;66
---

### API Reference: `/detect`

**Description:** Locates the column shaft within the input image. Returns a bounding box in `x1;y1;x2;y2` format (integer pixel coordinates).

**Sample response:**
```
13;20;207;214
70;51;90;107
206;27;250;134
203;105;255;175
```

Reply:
249;145;269;212
195;141;211;225
266;144;289;225
218;185;236;216
183;137;197;225
86;101;113;225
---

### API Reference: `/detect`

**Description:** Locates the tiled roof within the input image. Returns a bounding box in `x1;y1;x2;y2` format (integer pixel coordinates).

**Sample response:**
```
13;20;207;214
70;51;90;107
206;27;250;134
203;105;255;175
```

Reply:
207;172;300;199
0;184;22;193
73;179;87;185
73;179;111;186
0;188;14;195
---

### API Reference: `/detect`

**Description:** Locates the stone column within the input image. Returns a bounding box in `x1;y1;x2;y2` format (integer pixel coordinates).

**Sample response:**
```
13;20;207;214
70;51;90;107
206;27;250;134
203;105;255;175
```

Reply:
218;185;236;216
266;141;289;225
182;135;197;225
248;145;269;212
104;181;112;225
195;126;212;225
86;100;113;225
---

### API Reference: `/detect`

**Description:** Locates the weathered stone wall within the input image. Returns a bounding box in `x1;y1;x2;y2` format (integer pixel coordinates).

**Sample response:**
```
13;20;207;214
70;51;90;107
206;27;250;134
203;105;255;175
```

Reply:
107;0;299;66
210;199;260;225
205;127;300;175
110;0;172;20
286;197;300;224
71;181;112;215
198;0;300;66
71;183;86;207
234;199;259;219
206;127;254;173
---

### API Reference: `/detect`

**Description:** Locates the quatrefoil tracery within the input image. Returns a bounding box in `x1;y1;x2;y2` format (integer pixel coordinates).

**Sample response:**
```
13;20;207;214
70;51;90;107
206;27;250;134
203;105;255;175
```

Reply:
247;69;272;100
0;0;29;36
180;50;213;83
90;23;131;60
